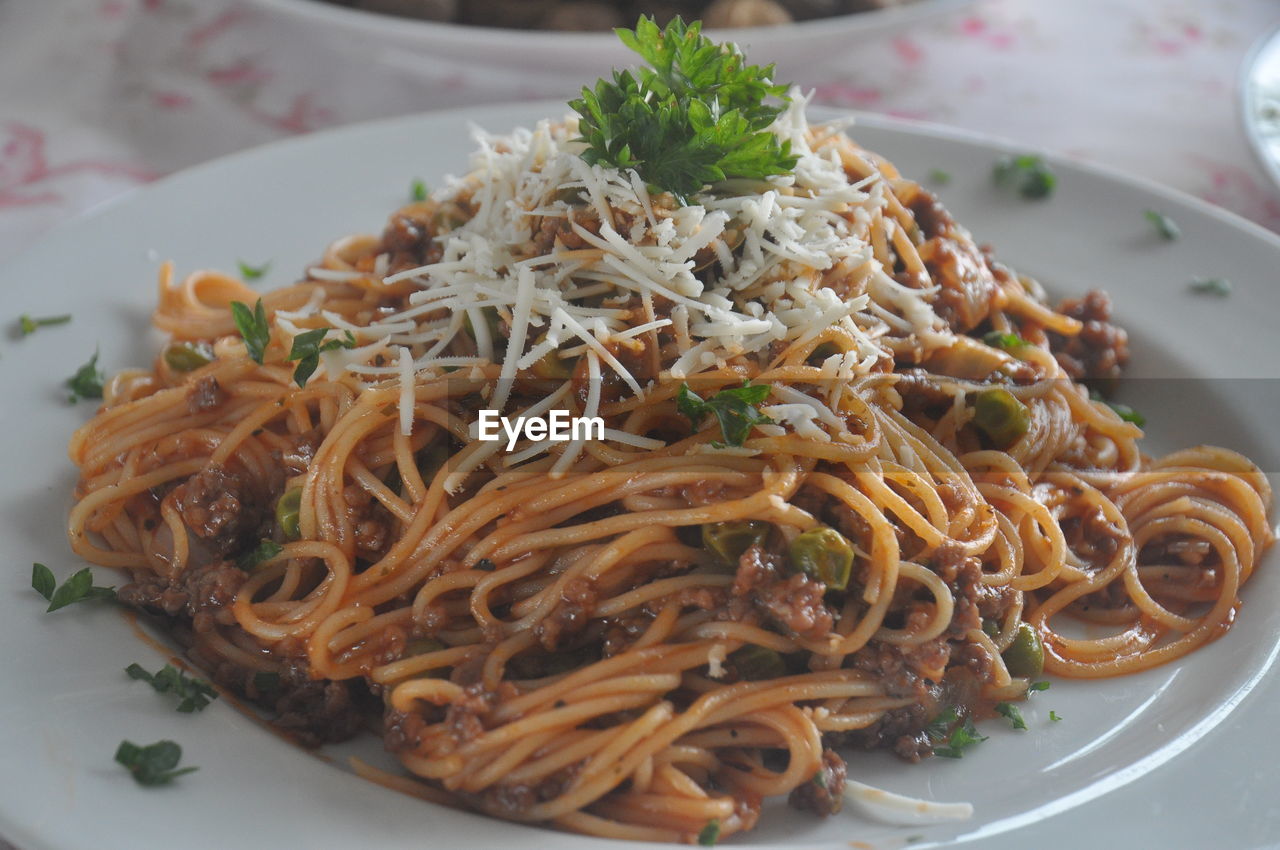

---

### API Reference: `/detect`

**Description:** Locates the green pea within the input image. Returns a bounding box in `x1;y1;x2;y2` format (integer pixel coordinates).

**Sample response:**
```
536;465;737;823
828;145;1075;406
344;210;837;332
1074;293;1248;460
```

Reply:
274;488;302;540
788;526;855;591
528;335;577;380
163;342;213;372
973;388;1030;448
701;520;771;564
731;645;787;681
1001;622;1044;678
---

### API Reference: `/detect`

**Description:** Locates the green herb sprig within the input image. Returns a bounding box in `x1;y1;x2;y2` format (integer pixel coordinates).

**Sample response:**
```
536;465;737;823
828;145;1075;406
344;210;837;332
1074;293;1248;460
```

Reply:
571;17;796;203
125;663;218;713
1144;209;1180;240
231;299;270;365
288;328;357;388
237;260;271;282
115;739;197;787
697;818;721;846
19;313;71;337
31;563;115;612
993;153;1055;200
1188;277;1231;297
994;701;1027;730
237;539;283;571
67;350;105;402
677;380;773;447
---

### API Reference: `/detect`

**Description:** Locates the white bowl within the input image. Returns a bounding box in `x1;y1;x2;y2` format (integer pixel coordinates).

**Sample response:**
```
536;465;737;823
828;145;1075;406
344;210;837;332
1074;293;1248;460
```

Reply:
243;0;979;80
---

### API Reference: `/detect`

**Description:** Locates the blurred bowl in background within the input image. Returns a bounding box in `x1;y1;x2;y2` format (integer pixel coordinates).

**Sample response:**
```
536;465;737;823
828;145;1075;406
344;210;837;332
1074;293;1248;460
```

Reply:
241;0;979;82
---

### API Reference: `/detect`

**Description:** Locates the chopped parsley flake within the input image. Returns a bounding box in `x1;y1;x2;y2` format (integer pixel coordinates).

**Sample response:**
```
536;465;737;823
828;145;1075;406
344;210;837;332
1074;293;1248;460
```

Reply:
1144;209;1180;240
994;702;1028;730
237;260;271;281
115;739;198;787
31;563;115;612
993;153;1056;200
1188;277;1231;297
677;381;773;447
67;350;105;402
236;539;283;571
230;299;270;365
18;313;71;337
697;818;721;846
125;663;218;713
410;179;428;202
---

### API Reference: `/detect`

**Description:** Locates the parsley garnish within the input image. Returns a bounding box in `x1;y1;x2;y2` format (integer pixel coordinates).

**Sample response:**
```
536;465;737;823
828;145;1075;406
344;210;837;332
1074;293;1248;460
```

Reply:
1050;710;1063;722
410;178;428;202
236;539;283;571
570;17;796;203
697;818;721;846
928;707;987;759
18;313;71;337
1188;277;1231;297
929;168;951;184
1144;209;1180;240
982;330;1026;350
994;702;1027;730
1088;388;1145;427
115;739;198;787
31;563;115;612
1028;680;1050;693
125;663;218;713
993;153;1056;200
230;299;270;365
676;380;773;447
67;350;105;402
287;327;357;387
237;259;270;281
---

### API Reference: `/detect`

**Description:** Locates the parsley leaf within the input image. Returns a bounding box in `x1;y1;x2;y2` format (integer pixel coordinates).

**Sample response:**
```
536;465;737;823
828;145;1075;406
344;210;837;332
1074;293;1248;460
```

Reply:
32;564;115;612
993;153;1056;200
1050;710;1063;722
1028;680;1050;693
677;380;772;447
125;663;219;713
697;818;721;846
1144;209;1180;240
18;313;71;337
1088;388;1145;427
928;707;987;759
982;330;1026;350
115;739;198;787
570;17;796;202
994;702;1028;730
237;539;283;571
230;299;270;365
410;178;428;202
287;328;357;388
67;350;105;402
928;168;951;184
1188;277;1231;297
237;259;270;281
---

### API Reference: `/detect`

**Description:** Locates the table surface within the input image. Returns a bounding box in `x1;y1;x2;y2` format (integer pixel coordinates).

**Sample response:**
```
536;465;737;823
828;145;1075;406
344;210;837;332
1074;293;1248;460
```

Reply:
2;0;1279;848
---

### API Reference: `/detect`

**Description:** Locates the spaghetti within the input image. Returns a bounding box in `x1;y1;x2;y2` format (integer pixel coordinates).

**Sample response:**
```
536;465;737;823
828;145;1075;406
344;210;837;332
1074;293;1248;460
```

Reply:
67;95;1271;842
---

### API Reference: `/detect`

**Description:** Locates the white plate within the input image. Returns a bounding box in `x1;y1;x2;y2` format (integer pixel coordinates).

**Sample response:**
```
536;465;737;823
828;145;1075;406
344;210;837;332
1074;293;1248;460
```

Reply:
2;104;1279;850
1241;25;1280;191
242;0;977;79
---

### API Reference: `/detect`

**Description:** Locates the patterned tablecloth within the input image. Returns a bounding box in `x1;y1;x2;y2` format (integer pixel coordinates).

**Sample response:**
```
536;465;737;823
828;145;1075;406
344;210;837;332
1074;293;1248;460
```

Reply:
1;0;1278;846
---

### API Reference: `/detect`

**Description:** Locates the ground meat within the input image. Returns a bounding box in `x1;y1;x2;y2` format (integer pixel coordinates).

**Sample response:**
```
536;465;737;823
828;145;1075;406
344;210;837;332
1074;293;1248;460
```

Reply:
281;429;323;476
1047;289;1130;384
788;749;847;816
384;707;430;754
117;558;247;620
442;681;494;744
185;375;225;414
167;464;261;557
535;576;599;651
731;544;834;641
342;484;391;560
601;610;654;657
380;204;444;269
840;701;935;762
1060;505;1123;568
473;761;583;821
272;654;366;746
917;234;999;334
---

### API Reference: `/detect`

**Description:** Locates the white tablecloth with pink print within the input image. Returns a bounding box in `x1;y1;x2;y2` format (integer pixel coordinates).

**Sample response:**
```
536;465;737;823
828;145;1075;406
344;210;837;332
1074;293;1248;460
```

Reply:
1;0;1278;847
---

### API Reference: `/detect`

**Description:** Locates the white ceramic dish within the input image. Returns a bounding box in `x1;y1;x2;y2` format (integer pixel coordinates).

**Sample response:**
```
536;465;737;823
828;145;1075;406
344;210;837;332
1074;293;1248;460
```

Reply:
242;0;978;79
1241;25;1280;191
2;103;1279;850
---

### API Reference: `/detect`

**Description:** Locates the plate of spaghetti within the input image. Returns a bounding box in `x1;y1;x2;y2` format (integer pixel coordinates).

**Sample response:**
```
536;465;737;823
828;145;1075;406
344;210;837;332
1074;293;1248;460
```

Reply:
3;18;1280;850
